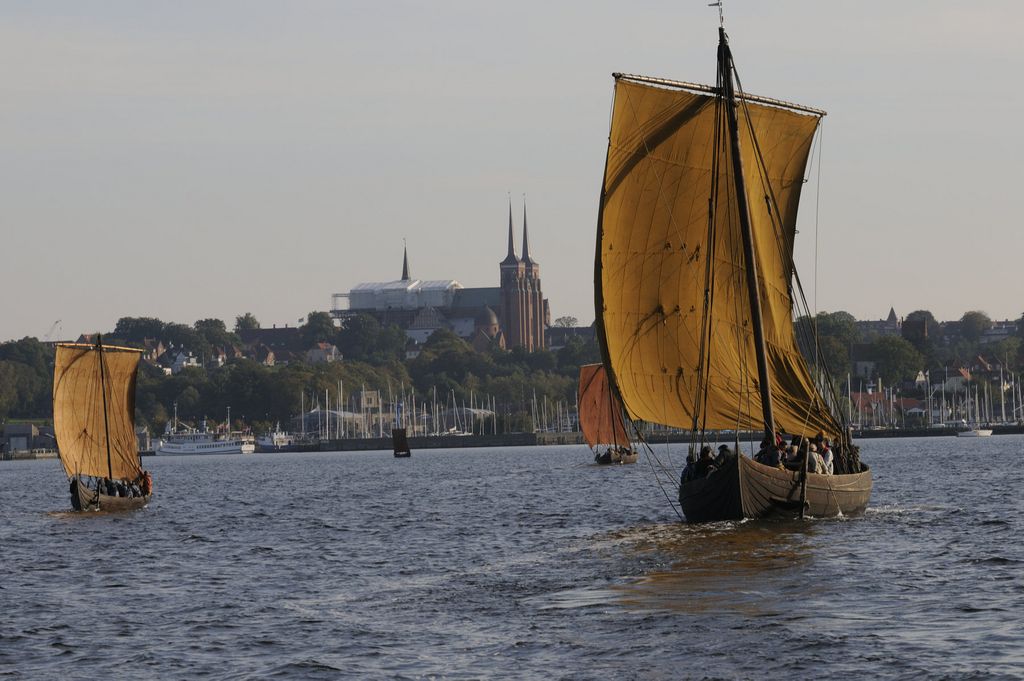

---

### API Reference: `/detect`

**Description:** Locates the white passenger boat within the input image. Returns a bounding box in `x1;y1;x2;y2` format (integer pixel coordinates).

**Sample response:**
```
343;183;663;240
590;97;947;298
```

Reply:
156;411;255;455
255;424;318;452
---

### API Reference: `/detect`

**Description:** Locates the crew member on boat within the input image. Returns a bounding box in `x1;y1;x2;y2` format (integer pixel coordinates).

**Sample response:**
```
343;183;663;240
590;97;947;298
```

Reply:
807;444;825;474
715;444;735;467
681;453;697;483
755;437;782;468
139;470;153;496
694;446;717;478
783;445;802;470
814;433;834;475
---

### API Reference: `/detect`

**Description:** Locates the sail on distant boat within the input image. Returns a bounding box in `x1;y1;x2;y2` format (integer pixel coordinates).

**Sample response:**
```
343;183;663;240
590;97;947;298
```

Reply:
577;364;636;464
53;337;152;511
593;25;871;521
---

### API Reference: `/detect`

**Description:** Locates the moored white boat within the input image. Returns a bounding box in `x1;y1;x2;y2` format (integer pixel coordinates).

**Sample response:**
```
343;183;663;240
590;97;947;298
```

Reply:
255;425;319;452
156;416;254;455
156;432;255;455
956;427;993;438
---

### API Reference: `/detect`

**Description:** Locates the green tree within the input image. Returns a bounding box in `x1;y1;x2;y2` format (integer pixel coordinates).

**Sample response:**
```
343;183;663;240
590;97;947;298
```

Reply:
815;336;850;377
0;338;53;417
905;310;937;327
872;335;923;385
194;318;239;353
960;311;991;343
799;311;858;347
301;311;337;347
336;314;383;360
555;335;600;376
175;385;202;418
211;359;271;425
0;337;52;377
374;324;408;363
163;322;205;355
0;361;22;420
195;318;227;335
423;328;468;352
990;336;1021;374
902;309;935;344
410;329;496;400
113;317;165;344
234;313;260;333
554;316;578;328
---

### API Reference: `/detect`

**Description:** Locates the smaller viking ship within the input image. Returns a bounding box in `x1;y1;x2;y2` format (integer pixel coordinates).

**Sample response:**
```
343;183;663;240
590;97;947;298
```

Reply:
53;337;152;511
392;427;412;457
578;364;638;465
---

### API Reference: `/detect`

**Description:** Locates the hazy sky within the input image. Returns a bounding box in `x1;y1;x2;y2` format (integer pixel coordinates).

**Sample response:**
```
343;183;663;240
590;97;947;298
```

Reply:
3;1;1023;343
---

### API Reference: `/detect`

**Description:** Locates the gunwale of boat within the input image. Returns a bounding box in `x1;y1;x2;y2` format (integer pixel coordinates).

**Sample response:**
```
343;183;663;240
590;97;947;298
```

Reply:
680;455;872;522
739;455;872;518
593;447;638;465
72;477;150;512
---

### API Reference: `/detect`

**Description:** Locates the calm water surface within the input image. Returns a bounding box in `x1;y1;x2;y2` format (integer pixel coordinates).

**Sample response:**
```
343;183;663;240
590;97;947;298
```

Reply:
1;437;1022;679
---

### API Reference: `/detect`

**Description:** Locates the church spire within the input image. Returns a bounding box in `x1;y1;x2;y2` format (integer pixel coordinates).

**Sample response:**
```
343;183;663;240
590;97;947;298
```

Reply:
401;240;411;281
500;196;519;267
521;198;535;267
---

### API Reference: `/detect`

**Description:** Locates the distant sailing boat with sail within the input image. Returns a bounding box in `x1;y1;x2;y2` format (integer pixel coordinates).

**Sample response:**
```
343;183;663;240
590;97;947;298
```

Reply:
593;22;871;521
578;363;637;464
957;383;992;437
53;337;152;511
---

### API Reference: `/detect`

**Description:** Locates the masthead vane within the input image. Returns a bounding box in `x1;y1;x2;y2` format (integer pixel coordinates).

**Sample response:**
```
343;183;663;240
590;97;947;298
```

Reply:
708;0;724;28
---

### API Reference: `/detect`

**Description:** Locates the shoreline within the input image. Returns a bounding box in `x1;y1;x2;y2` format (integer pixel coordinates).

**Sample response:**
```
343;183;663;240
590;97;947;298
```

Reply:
9;425;1023;461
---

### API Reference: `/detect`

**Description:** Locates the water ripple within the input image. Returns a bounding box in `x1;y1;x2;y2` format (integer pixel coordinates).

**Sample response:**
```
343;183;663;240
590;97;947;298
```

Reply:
1;439;1023;678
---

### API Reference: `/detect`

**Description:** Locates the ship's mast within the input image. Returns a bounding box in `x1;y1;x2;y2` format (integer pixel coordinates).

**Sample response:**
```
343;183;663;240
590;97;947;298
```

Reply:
718;27;775;440
96;334;114;480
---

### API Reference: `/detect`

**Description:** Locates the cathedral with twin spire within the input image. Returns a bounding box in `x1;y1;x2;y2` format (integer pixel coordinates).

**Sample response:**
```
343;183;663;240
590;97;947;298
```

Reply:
499;203;546;350
332;202;549;351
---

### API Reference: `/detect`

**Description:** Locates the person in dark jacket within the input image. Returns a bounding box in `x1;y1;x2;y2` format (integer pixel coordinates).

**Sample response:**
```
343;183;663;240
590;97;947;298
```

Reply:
681;453;697;484
716;444;736;467
694;446;717;478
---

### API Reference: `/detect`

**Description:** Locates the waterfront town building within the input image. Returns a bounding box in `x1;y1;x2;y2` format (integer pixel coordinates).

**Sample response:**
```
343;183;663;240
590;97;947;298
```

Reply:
331;203;549;351
855;306;901;340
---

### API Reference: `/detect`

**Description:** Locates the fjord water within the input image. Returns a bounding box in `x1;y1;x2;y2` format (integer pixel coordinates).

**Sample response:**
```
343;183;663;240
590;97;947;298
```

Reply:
1;437;1022;679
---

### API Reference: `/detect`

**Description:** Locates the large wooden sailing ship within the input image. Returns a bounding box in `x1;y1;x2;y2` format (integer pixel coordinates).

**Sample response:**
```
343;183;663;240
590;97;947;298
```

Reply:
578;363;637;464
594;26;871;521
53;337;152;511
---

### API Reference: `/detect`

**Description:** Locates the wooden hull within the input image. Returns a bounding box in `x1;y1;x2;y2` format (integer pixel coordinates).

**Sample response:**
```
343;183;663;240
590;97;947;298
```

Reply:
70;478;150;512
679;455;872;522
678;458;744;522
594;448;638;465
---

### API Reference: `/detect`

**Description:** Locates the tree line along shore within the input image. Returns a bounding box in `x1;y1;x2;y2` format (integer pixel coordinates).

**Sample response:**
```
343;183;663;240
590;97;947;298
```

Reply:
1;308;1021;437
